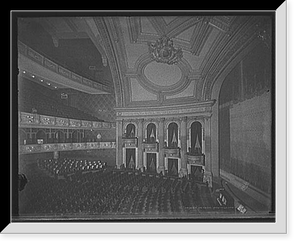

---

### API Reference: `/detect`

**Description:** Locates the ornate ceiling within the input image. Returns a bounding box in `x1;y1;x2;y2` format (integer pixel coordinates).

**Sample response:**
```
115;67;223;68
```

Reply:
18;15;272;107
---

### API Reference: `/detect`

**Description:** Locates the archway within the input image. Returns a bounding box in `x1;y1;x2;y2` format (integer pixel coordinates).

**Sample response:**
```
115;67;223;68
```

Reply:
55;130;65;143
19;129;27;145
190;121;202;155
209;40;261;178
36;130;47;144
126;123;136;138
167;122;178;148
146;123;156;143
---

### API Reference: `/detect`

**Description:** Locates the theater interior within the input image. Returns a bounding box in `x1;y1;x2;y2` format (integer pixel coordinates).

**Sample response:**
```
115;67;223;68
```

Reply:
15;14;274;221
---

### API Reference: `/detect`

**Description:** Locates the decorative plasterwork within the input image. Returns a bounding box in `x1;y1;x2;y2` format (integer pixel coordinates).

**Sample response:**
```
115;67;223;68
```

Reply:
19;112;115;130
19;141;116;154
115;100;215;119
90;17;125;107
202;16;270;100
86;15;269;107
148;36;183;65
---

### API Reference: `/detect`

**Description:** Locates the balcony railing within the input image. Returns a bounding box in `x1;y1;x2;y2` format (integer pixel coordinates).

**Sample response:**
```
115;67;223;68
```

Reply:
19;141;116;154
19;111;115;129
18;41;112;93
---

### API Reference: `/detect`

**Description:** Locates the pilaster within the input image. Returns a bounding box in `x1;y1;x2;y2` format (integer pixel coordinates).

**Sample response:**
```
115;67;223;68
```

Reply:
180;117;188;176
116;119;123;168
137;119;144;169
157;118;165;174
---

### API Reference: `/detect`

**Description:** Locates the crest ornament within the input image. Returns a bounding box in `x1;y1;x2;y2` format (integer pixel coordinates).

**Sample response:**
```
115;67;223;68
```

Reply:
148;36;183;65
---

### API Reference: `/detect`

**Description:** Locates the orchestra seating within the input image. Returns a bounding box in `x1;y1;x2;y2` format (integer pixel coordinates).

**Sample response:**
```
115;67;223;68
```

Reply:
20;158;231;217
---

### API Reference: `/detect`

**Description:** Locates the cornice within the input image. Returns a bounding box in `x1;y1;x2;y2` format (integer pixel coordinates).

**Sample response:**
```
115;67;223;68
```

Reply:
115;100;215;119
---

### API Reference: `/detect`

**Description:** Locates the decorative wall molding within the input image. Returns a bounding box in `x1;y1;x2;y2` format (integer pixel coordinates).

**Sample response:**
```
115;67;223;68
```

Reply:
19;112;115;130
19;141;116;154
201;16;264;100
92;17;125;107
115;100;215;119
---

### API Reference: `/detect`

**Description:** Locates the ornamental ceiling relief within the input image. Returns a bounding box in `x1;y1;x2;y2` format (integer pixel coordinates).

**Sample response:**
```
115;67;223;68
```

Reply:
103;16;215;107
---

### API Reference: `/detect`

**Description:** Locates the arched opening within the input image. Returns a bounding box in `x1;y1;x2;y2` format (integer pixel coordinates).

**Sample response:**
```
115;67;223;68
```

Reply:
19;130;27;145
126;123;136;138
54;130;65;143
190;121;202;155
218;41;272;195
146;123;156;143
36;130;47;144
209;39;263;178
167;122;178;148
71;130;80;143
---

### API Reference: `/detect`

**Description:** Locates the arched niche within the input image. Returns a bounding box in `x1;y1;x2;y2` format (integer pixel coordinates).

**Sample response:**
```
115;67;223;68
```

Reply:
143;121;158;138
189;121;203;155
167;122;179;148
124;122;137;138
19;129;27;145
54;130;65;143
146;123;157;143
36;129;47;144
71;129;82;143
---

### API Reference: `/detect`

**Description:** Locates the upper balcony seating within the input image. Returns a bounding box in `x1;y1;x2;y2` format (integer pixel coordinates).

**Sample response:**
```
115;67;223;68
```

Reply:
19;85;102;122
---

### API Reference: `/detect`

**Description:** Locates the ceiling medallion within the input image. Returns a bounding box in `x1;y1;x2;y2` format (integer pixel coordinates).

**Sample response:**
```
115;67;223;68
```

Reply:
148;36;183;65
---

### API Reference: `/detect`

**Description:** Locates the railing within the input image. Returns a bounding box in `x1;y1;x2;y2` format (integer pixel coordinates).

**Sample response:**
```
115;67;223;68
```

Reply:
18;41;112;93
19;142;116;154
19;111;115;130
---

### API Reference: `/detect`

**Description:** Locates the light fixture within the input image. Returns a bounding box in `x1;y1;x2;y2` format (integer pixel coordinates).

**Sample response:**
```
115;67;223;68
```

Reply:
32;75;35;78
22;71;26;74
40;79;43;82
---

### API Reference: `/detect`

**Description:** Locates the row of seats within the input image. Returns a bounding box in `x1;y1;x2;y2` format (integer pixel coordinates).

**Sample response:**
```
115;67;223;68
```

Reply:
37;158;107;177
20;160;234;217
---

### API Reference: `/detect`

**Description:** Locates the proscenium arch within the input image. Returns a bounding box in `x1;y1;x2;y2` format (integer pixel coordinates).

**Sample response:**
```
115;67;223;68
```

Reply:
209;39;263;178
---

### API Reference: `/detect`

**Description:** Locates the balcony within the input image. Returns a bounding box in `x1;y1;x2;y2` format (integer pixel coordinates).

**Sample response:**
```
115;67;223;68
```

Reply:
19;141;116;154
164;147;180;158
187;153;205;166
122;137;138;148
143;142;158;152
19;112;115;130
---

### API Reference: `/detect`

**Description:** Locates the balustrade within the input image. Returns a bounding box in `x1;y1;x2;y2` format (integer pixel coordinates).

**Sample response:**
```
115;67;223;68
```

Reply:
19;141;116;154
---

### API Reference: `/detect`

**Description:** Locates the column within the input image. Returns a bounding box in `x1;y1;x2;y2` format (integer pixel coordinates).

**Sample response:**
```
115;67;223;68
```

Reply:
116;119;123;168
157;118;165;174
137;119;144;169
204;115;214;187
143;152;147;170
180;117;188;176
204;116;211;172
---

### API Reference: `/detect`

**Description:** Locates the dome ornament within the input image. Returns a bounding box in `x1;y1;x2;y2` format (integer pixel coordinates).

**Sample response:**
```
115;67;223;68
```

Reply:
148;35;183;65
